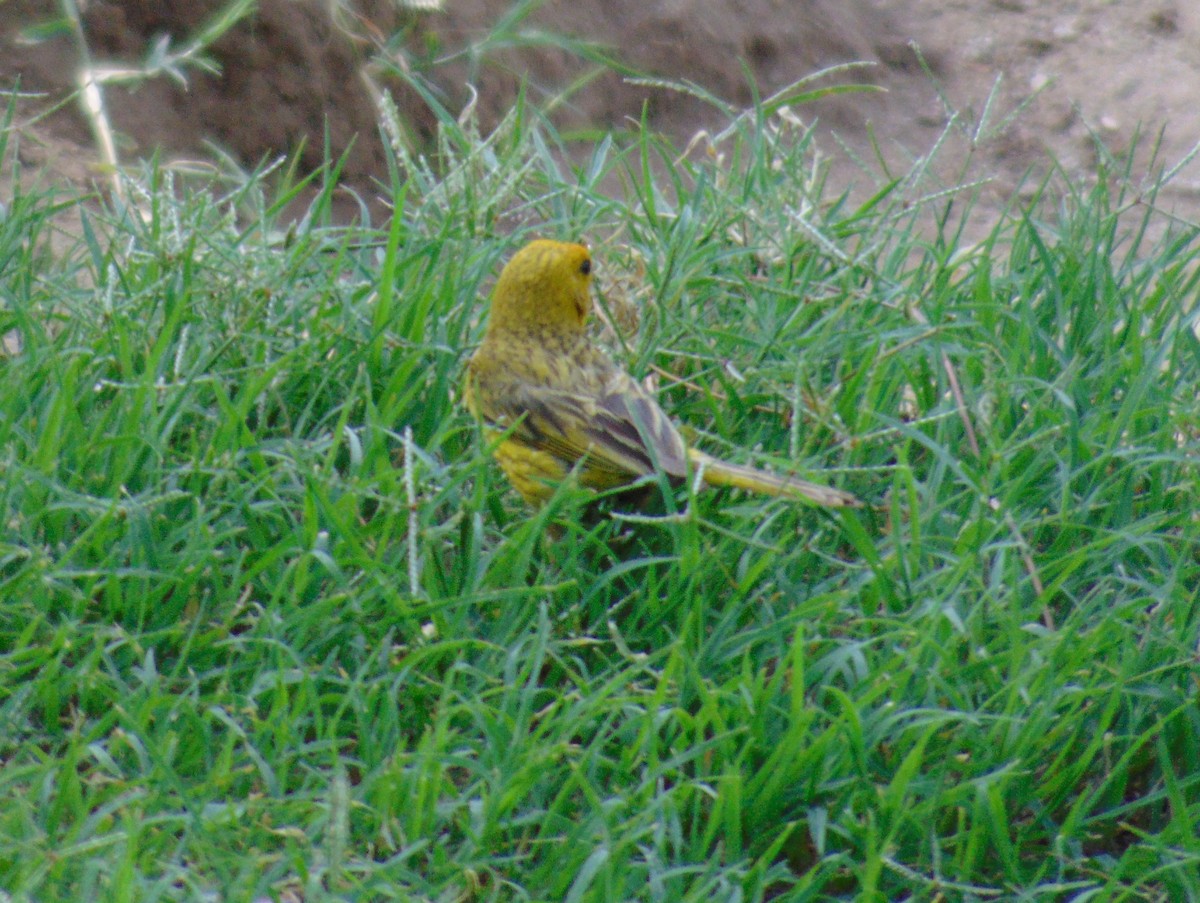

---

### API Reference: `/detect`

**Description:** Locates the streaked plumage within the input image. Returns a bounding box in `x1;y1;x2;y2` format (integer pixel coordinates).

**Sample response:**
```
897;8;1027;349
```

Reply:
463;239;858;508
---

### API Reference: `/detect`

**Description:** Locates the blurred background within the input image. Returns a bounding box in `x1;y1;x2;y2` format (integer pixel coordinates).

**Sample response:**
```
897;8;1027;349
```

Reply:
3;0;1199;227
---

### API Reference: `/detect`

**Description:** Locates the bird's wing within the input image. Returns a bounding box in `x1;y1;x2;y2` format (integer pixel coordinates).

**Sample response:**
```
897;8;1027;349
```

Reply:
479;371;689;482
592;371;689;478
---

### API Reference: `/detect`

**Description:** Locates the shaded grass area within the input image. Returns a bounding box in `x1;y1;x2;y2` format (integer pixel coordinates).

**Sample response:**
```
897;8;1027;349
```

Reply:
2;96;1200;901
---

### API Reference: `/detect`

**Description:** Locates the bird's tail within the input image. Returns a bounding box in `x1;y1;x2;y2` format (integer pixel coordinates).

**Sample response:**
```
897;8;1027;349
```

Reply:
688;448;859;508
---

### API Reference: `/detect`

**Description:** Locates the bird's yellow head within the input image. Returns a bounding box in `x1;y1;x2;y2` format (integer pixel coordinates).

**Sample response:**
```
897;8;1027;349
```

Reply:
485;240;593;339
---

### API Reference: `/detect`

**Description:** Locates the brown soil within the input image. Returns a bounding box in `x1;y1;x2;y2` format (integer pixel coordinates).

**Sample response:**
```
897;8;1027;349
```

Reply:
2;0;1198;234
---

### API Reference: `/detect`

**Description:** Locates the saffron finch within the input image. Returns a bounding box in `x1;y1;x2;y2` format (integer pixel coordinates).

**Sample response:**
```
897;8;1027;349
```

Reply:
463;239;859;508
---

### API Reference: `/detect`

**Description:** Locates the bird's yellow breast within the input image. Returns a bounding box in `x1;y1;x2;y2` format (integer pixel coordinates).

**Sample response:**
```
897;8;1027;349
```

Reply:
491;435;566;505
490;432;634;504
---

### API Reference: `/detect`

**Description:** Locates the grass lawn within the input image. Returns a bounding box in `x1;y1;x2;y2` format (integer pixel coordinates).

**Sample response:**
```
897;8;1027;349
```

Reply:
2;90;1200;901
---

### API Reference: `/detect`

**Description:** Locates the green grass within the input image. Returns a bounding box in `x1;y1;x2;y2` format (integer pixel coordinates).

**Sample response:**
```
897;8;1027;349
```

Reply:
3;90;1200;902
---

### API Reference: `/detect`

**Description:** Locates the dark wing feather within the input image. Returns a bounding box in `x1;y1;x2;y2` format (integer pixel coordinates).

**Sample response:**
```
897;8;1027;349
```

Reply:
591;373;688;478
477;370;688;482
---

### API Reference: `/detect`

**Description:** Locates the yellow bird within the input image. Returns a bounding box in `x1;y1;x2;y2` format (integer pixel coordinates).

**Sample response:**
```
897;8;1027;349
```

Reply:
463;239;859;508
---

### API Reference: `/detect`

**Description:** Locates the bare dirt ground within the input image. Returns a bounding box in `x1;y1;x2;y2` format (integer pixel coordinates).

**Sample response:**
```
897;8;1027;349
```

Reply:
2;0;1198;239
869;0;1200;234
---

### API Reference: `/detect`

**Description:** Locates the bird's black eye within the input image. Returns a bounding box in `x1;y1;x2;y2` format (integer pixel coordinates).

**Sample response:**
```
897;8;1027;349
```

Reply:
580;258;591;276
